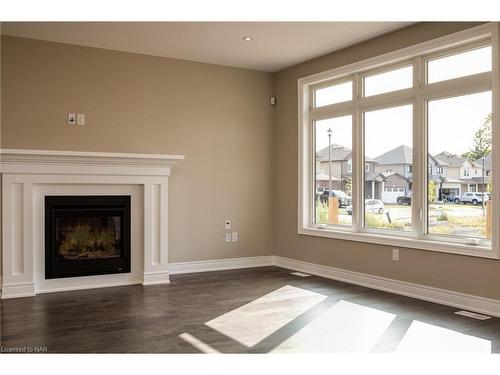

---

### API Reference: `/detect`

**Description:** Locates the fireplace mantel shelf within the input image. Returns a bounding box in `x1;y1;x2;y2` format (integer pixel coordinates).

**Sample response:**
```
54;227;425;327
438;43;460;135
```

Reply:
0;149;185;176
1;148;185;169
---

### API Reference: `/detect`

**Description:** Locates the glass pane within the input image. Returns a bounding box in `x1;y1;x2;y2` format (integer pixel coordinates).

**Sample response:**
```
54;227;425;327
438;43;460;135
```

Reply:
314;115;353;226
428;91;492;239
55;216;122;260
364;104;413;231
315;81;352;107
427;46;491;84
364;65;413;97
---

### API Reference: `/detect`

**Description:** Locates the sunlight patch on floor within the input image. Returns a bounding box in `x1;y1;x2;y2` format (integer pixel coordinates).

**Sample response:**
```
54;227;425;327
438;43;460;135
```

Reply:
395;320;491;353
272;300;396;353
205;285;327;347
179;332;220;354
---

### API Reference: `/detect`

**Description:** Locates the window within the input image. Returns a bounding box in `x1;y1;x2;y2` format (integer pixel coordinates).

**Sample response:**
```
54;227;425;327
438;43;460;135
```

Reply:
314;81;353;108
364;104;412;231
427;45;492;84
427;91;492;240
314;115;353;227
299;24;497;258
363;65;413;97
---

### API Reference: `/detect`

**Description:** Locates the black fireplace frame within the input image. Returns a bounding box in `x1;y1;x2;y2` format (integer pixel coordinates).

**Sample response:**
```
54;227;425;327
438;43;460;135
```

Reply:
45;195;131;279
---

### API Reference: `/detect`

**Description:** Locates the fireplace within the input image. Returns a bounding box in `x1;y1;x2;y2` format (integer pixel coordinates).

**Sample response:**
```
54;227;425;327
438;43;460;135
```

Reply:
45;195;131;279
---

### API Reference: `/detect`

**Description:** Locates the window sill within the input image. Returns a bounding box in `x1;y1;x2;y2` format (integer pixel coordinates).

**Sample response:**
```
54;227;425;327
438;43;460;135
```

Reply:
298;226;498;259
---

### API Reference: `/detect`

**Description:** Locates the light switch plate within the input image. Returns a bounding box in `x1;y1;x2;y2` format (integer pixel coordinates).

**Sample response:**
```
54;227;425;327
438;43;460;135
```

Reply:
77;113;85;126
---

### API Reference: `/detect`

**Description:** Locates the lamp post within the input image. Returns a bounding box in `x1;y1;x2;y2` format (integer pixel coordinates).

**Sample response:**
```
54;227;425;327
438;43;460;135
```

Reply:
327;128;332;198
482;155;485;217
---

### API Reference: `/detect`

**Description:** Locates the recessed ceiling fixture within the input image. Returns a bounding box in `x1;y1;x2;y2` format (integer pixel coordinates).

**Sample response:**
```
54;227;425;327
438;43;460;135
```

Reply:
242;36;253;41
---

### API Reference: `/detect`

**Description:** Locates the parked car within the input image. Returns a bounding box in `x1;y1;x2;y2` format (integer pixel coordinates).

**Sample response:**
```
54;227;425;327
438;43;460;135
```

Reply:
446;195;457;203
396;195;411;205
318;190;352;207
346;199;384;215
454;192;489;205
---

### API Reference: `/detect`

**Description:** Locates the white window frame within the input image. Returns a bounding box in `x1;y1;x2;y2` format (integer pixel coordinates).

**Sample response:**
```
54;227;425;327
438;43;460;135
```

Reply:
298;23;499;259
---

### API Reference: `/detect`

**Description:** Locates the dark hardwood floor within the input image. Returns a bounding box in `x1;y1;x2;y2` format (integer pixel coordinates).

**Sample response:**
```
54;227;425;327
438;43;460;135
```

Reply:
2;266;500;353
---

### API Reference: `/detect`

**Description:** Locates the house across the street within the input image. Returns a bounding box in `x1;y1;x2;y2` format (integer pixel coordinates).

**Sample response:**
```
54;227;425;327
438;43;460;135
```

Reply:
316;144;492;203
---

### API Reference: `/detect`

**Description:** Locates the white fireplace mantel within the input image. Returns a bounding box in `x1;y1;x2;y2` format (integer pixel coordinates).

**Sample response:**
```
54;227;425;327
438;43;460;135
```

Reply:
0;149;185;299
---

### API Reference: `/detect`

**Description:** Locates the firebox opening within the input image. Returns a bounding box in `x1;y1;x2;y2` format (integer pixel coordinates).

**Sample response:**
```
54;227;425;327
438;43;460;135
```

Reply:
45;195;131;279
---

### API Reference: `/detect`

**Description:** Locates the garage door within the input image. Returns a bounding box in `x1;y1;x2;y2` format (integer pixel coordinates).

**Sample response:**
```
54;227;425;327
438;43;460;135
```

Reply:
382;187;405;204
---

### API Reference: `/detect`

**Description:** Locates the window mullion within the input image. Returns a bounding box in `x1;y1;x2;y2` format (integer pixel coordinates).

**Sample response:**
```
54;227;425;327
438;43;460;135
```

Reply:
412;56;425;240
490;23;499;257
352;73;363;232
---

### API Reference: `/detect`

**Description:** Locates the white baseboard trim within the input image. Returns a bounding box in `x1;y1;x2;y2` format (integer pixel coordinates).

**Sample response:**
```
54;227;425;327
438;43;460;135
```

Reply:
169;255;274;275
1;281;36;299
36;280;142;295
4;254;499;318
143;271;171;286
274;255;500;318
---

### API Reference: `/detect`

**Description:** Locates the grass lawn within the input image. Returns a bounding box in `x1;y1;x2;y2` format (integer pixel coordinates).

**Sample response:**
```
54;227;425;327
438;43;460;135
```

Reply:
315;200;489;238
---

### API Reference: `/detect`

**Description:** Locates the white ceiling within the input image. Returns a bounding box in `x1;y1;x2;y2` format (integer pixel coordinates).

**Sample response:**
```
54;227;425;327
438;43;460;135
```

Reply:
2;22;413;72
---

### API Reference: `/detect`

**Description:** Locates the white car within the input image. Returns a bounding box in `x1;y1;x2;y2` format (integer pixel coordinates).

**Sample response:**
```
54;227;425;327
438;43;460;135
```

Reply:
454;192;489;205
346;199;385;215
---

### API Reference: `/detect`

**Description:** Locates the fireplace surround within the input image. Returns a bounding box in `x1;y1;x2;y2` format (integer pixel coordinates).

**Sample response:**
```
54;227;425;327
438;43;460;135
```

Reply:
0;149;184;299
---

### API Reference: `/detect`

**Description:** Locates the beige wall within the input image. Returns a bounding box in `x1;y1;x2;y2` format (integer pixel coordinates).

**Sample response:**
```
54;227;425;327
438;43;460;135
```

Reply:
272;22;500;300
0;35;275;263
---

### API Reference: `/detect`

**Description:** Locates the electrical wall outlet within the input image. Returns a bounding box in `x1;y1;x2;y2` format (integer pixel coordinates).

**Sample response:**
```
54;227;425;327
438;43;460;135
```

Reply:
225;233;232;242
392;248;399;262
225;220;231;230
68;113;76;125
231;232;238;242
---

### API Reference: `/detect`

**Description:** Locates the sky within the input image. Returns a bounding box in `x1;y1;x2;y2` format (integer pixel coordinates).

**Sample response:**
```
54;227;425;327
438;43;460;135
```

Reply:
315;46;492;159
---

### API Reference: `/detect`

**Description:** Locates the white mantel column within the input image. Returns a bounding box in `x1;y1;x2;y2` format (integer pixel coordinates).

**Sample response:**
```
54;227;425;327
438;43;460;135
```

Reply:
1;176;36;297
142;181;170;285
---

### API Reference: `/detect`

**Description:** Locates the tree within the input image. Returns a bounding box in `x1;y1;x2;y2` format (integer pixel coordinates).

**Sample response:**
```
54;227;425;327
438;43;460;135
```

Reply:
343;178;352;196
428;180;438;203
487;182;492;194
463;113;492;161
